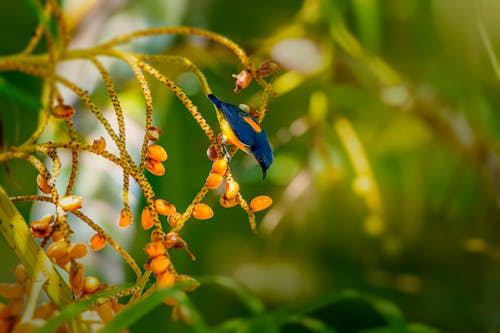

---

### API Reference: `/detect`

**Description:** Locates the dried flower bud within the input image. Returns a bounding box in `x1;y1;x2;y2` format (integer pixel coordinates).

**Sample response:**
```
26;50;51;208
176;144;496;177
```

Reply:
256;60;280;77
147;144;168;162
206;144;218;160
145;158;165;176
59;195;82;211
36;174;52;194
91;136;106;153
192;203;214;220
141;207;154;230
219;194;239;208
30;219;52;238
146;126;163;141
53;104;75;119
232;69;252;93
250;195;273;211
89;233;107;251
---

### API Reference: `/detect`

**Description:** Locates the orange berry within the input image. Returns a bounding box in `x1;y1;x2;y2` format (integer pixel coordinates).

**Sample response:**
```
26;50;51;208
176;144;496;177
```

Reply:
250;195;273;212
224;179;240;200
145;158;165;176
146;126;162;141
211;159;228;175
55;253;71;268
149;255;170;274
147;144;168;162
53;104;75;119
91;136;106;153
69;263;85;295
69;243;88;259
14;264;28;284
59;195;82;211
206;172;223;189
46;240;68;259
156;270;176;288
144;241;166;257
206;144;218;160
232;69;252;93
96;302;114;323
119;207;133;227
219;194;239;208
36;174;52;194
168;212;183;228
192;203;214;220
141;207;154;230
83;276;99;293
89;233;107;251
154;199;176;216
52;230;64;241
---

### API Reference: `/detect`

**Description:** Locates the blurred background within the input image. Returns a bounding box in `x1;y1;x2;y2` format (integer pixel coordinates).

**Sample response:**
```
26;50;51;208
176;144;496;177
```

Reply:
1;0;499;332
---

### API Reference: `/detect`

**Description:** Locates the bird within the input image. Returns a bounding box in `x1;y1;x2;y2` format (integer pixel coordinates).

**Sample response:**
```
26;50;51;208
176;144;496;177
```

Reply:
207;93;273;178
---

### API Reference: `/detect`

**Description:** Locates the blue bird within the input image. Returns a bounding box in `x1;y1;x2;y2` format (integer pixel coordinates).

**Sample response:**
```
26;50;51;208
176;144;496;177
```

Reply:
207;93;273;178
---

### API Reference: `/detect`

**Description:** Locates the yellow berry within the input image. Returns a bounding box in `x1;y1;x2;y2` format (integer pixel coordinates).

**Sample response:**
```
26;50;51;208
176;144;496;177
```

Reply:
168;212;183;228
192;203;214;220
69;243;88;259
36;174;52;194
250;195;273;212
14;264;28;284
154;199;176;216
69;263;85;295
211;159;228;175
47;240;68;259
144;241;166;257
59;195;82;211
224;179;240;200
89;233;107;251
83;276;100;293
147;144;168;162
141;207;154;230
51;230;64;241
206;172;223;189
149;255;170;275
145;158;165;176
118;207;133;227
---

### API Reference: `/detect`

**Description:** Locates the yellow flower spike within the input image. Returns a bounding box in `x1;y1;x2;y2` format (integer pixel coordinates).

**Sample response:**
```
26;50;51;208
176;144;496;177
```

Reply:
145;158;165;176
147;144;168;162
224;179;240;200
59;195;82;211
192;203;214;220
119;207;133;227
250;195;273;212
141;207;154;230
89;233;107;251
206;172;223;189
154;199;176;216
